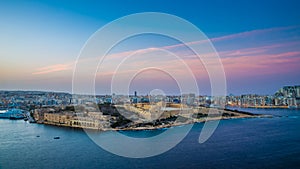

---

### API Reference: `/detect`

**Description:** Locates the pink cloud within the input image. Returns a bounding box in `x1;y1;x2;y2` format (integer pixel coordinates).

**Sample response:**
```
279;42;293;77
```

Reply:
100;25;300;61
222;51;300;77
31;25;300;77
151;44;300;80
33;41;300;80
32;63;74;75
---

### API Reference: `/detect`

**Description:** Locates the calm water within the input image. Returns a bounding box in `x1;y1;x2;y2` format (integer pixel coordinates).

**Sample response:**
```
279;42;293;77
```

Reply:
1;108;300;169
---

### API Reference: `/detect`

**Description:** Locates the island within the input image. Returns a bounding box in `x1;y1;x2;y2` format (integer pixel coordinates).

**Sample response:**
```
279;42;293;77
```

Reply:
31;102;265;131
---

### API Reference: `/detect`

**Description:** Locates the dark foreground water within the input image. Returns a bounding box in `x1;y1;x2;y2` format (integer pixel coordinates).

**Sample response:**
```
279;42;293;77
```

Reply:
1;108;300;169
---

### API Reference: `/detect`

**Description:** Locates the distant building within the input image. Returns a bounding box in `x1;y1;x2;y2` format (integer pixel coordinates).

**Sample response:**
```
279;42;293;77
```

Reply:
276;85;300;98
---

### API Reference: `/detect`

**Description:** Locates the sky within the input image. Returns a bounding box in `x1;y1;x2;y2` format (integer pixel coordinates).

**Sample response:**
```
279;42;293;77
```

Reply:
0;0;300;95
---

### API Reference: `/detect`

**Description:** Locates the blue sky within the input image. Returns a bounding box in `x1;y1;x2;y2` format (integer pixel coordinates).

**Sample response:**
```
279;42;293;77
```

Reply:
0;0;300;95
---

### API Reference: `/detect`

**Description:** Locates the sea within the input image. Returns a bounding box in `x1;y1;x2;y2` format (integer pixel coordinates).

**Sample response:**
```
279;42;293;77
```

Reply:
0;108;299;169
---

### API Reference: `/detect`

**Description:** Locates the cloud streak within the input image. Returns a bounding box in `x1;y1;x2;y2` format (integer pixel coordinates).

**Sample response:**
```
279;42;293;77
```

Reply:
32;63;74;75
31;25;300;78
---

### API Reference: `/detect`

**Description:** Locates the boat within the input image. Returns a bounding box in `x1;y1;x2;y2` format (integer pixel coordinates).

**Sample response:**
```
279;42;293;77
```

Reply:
9;114;24;120
53;136;60;139
0;109;25;119
288;105;298;109
0;110;8;118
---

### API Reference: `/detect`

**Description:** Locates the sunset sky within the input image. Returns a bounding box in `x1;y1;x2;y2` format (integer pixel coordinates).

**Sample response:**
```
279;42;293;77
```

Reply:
1;0;300;95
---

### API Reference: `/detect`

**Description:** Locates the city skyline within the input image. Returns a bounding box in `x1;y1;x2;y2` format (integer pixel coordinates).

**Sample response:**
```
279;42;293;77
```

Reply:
1;0;300;95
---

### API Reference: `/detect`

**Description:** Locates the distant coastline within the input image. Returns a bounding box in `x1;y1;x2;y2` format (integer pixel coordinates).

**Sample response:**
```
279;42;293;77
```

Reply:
3;89;297;132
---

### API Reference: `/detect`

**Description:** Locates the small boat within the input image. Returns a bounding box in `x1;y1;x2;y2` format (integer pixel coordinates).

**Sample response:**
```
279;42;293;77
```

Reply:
53;136;60;139
9;114;24;120
288;105;298;109
1;109;25;120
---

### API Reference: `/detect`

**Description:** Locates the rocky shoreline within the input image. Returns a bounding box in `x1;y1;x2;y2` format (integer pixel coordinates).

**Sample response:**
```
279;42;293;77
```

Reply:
112;109;270;131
